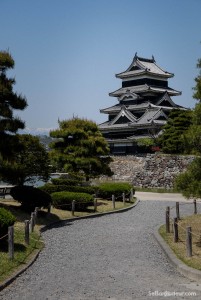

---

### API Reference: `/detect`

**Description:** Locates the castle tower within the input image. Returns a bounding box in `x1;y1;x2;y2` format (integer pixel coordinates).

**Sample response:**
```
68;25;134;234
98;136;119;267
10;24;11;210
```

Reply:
99;54;185;154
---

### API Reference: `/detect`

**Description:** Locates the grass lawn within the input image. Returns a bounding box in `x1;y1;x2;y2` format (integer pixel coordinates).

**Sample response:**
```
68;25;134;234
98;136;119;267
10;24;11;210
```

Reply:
159;214;201;270
0;197;135;284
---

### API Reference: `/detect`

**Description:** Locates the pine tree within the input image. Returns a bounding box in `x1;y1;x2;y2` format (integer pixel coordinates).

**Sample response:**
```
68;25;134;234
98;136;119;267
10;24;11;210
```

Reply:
158;109;192;154
50;118;113;180
193;57;201;101
175;52;201;198
0;50;27;159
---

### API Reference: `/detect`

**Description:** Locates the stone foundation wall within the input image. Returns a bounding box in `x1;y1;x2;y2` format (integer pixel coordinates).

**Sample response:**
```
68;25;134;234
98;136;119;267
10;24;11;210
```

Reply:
104;154;194;189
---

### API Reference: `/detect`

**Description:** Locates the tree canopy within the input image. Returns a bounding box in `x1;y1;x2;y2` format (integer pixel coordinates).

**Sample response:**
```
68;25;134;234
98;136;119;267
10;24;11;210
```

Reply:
0;50;27;159
158;109;192;154
193;57;201;101
183;102;201;154
0;134;50;185
50;118;113;180
174;52;201;199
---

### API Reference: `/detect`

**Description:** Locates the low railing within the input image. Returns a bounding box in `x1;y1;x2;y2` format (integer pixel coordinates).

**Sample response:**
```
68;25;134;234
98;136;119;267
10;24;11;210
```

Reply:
165;200;201;257
1;189;135;260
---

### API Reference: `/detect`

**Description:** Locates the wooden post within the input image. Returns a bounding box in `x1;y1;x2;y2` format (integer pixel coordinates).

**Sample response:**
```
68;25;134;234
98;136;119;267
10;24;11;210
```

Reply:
129;188;133;202
173;217;179;243
186;226;192;257
47;203;51;214
8;226;14;260
34;207;39;219
176;202;180;220
25;220;30;245
122;192;126;205
166;206;170;233
193;199;197;215
72;200;75;216
112;194;115;209
30;213;34;232
94;198;97;212
33;212;36;226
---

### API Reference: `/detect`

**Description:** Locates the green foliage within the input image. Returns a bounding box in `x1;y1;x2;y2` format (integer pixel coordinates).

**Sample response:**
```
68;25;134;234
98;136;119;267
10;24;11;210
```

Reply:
40;183;97;195
0;50;28;185
97;182;133;199
184;103;201;154
0;51;14;69
51;178;80;186
10;186;51;212
158;109;192;154
0;134;50;185
51;191;93;210
49;118;113;180
0;208;16;237
0;50;27;160
174;157;201;198
193;57;201;101
174;54;201;198
137;138;155;152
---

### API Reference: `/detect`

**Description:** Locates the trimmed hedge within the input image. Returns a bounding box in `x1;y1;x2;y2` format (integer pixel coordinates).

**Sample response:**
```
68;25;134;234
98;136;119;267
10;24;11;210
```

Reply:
10;186;51;212
51;191;93;211
97;182;133;199
51;178;81;186
39;183;97;195
0;208;16;238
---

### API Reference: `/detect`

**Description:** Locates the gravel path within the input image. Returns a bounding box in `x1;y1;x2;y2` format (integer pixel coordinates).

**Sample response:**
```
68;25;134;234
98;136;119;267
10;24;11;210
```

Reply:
1;200;201;300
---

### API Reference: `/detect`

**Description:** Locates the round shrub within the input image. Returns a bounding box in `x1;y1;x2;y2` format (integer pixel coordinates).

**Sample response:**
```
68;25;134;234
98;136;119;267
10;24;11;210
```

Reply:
40;183;97;195
0;208;16;238
10;186;51;212
51;191;93;211
97;182;134;199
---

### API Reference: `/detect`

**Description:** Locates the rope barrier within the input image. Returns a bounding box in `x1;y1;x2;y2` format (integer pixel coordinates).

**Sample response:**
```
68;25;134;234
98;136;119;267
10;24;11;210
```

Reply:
0;233;8;240
166;199;201;257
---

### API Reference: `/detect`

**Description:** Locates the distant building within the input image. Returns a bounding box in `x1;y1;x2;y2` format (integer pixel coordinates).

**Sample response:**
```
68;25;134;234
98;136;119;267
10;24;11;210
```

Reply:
99;53;186;154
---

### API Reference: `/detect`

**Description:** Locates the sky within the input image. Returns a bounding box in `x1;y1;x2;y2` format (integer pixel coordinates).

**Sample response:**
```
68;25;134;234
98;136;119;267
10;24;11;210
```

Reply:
1;0;201;133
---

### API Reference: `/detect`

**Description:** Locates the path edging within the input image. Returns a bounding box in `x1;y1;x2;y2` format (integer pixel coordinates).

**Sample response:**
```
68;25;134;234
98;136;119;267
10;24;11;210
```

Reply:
153;225;201;282
0;199;140;290
0;249;41;291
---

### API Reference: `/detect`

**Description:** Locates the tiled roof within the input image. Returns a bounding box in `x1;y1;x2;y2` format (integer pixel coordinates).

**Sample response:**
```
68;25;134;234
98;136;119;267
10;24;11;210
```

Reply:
136;108;161;125
99;106;168;130
109;85;181;97
110;107;137;125
100;105;121;114
116;54;173;79
100;102;154;114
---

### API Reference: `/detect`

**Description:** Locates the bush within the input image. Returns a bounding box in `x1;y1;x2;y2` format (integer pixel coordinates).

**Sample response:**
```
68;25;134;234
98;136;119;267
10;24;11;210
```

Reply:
10;186;51;212
97;182;133;199
60;172;85;181
39;183;97;195
0;208;16;238
51;178;81;186
51;191;93;211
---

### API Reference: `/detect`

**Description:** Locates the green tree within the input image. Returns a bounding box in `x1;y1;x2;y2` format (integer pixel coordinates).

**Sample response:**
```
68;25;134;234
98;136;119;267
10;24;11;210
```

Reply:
193;56;201;101
0;134;50;185
174;52;201;199
50;118;113;180
175;157;201;198
184;102;201;154
0;50;27;159
158;109;192;154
